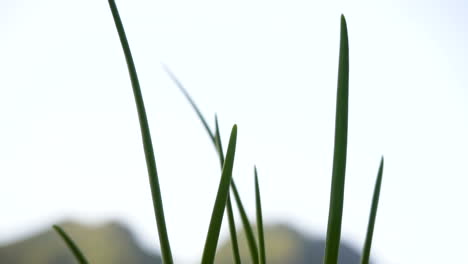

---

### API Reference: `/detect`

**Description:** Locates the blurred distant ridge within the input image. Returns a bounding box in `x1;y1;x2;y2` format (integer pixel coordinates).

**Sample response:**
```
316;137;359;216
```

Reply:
0;220;161;264
215;223;367;264
0;221;369;264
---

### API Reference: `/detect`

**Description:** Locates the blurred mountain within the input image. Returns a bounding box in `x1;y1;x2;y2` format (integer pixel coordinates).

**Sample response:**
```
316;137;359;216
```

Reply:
0;221;369;264
0;220;161;264
215;223;370;264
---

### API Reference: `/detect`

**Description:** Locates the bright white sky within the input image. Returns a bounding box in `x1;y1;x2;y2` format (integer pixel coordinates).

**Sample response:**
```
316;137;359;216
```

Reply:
1;0;467;263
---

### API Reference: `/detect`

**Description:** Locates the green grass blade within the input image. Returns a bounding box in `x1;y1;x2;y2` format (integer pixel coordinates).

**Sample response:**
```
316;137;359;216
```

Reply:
214;117;258;264
323;14;350;264
53;225;89;264
166;69;257;263
163;65;215;143
213;115;258;264
108;1;173;263
361;157;384;264
231;181;259;264
201;125;238;264
226;195;242;264
215;115;242;264
214;114;225;166
255;167;266;264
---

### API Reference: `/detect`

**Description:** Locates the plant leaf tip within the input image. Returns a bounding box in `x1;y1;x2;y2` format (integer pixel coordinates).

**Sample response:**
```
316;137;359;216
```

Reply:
340;14;348;36
379;156;384;172
161;63;172;74
341;15;348;29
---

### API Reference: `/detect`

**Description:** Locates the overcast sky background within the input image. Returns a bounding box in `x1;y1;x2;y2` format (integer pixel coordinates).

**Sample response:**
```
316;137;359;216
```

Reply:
1;0;467;263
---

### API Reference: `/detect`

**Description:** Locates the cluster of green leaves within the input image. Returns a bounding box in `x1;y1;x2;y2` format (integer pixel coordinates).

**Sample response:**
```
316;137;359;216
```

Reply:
53;1;384;264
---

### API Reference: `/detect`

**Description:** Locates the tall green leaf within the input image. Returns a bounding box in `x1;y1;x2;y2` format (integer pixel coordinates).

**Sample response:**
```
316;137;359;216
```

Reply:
361;157;384;264
255;167;266;264
215;115;242;264
163;64;214;143
225;196;241;264
323;14;350;264
201;125;238;264
164;66;258;263
53;225;89;264
231;181;259;264
108;1;173;263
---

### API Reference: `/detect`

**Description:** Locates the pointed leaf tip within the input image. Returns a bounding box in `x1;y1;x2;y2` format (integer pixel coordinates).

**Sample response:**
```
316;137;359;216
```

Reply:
323;13;350;264
201;124;239;264
255;167;266;264
360;158;385;264
107;0;173;262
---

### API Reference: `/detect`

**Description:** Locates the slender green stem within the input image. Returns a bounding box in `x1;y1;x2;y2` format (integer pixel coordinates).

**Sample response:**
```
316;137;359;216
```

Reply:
361;157;384;264
201;125;238;264
225;196;241;264
323;14;350;264
108;1;173;263
255;167;266;264
53;225;89;264
163;64;215;143
231;180;259;264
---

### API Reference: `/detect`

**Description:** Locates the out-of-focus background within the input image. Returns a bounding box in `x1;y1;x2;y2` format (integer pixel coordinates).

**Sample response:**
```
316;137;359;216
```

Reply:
1;0;467;263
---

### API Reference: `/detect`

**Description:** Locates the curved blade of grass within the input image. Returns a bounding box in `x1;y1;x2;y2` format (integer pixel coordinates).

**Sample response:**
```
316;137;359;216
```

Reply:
201;125;238;264
231;181;259;264
108;1;173;263
361;157;384;264
165;66;257;263
53;225;89;264
254;167;266;264
214;115;225;166
323;14;350;264
215;115;242;264
163;64;215;143
225;196;241;264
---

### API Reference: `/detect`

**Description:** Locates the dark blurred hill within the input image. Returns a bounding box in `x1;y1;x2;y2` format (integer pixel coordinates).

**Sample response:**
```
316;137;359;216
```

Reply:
0;221;369;264
0;220;161;264
215;223;369;264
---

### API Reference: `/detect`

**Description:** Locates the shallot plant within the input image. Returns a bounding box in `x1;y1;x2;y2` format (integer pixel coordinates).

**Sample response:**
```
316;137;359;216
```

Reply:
53;1;385;264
